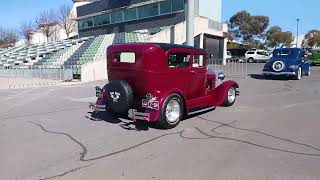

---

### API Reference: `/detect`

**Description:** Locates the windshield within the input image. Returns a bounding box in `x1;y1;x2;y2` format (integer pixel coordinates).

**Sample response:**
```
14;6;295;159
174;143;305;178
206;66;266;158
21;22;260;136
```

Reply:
273;49;298;58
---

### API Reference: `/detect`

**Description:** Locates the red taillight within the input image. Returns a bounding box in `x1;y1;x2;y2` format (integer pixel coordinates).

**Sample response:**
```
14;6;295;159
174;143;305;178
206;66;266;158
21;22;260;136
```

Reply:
102;88;107;98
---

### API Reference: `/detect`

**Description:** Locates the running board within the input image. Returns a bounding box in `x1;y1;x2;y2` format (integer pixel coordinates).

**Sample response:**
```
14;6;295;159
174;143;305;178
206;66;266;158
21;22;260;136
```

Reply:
188;106;215;116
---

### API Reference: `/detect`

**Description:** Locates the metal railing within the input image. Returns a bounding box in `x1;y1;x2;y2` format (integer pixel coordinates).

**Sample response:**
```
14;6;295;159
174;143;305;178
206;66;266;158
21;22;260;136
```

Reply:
0;67;73;81
208;58;248;78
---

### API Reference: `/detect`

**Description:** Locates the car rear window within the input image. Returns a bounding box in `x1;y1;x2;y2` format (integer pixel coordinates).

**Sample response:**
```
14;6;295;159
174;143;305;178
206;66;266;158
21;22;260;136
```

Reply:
246;51;254;54
115;52;136;63
273;50;298;58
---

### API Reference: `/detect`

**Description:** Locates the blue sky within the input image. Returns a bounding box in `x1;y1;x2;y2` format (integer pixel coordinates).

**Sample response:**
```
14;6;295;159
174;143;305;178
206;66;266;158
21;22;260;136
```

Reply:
0;0;319;37
222;0;320;36
0;0;72;30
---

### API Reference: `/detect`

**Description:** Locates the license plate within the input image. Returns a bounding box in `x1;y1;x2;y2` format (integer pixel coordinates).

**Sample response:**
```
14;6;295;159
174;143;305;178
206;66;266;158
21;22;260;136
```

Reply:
95;86;102;98
142;99;159;110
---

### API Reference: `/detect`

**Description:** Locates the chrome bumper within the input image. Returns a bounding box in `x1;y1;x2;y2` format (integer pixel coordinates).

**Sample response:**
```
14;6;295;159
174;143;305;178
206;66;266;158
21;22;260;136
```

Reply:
128;109;150;121
263;71;296;75
89;103;106;112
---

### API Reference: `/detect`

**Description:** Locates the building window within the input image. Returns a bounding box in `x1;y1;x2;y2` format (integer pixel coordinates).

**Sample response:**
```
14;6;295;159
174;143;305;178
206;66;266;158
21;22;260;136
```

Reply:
111;11;124;23
79;18;93;29
138;3;159;19
172;0;184;12
124;8;137;21
160;0;172;14
78;0;185;29
93;14;110;26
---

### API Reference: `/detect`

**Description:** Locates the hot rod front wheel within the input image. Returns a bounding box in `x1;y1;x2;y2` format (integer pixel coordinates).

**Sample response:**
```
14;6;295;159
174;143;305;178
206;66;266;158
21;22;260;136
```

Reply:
159;93;184;129
222;86;237;107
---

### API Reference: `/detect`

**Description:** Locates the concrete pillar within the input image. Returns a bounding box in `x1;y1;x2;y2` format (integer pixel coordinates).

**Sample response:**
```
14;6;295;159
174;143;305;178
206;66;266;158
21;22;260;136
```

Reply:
199;33;204;49
222;38;227;65
186;0;194;46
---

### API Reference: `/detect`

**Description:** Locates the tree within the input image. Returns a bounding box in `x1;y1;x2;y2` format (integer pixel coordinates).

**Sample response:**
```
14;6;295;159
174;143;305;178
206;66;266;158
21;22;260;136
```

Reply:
228;11;269;45
303;30;320;48
35;9;59;42
0;27;18;48
59;4;77;38
266;26;293;48
20;21;34;44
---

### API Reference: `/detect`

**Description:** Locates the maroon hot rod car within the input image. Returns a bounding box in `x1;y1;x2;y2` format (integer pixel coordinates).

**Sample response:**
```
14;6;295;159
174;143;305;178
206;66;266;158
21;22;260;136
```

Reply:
90;43;239;129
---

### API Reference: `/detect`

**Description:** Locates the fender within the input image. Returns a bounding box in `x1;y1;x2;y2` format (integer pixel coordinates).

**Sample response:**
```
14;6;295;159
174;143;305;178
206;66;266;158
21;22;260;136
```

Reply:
146;88;186;122
211;80;239;106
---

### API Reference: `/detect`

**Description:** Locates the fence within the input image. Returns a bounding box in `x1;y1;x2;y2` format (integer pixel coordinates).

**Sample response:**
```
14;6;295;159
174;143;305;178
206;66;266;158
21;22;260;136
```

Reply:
0;68;73;81
208;58;248;78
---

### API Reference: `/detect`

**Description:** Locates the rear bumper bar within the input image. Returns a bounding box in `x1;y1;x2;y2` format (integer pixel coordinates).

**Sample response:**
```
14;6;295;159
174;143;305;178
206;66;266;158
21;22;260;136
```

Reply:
89;102;106;112
128;109;150;121
263;71;296;75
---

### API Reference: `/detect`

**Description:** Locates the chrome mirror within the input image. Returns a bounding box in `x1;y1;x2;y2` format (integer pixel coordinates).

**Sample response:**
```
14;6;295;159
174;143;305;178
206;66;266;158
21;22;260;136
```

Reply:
217;72;225;81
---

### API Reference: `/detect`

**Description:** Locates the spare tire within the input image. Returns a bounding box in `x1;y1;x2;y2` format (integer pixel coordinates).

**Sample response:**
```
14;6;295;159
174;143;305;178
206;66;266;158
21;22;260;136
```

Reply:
106;80;133;114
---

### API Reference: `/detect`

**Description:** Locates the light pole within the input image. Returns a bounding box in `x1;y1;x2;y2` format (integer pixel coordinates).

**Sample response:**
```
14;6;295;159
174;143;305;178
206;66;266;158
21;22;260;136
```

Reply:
296;18;300;47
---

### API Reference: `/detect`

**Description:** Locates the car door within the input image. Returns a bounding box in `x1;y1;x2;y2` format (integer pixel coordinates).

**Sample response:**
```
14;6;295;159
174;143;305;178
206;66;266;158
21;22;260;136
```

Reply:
167;49;192;98
188;53;206;100
256;51;265;62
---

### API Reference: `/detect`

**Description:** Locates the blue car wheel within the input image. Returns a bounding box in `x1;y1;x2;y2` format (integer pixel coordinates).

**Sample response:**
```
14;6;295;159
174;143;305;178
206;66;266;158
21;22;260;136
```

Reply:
295;67;302;80
306;67;311;76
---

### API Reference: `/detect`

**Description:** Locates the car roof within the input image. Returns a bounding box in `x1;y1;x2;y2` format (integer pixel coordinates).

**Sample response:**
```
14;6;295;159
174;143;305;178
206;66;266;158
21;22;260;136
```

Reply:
274;48;301;51
155;43;205;51
116;42;205;51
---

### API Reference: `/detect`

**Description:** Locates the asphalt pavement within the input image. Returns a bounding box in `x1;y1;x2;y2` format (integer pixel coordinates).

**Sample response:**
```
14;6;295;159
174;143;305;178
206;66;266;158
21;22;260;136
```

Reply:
1;64;320;180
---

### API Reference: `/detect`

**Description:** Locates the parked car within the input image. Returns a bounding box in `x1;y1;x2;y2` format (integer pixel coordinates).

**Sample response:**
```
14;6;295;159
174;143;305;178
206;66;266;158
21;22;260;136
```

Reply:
226;51;232;62
245;49;271;63
227;48;248;63
262;48;311;80
90;43;239;129
310;50;320;66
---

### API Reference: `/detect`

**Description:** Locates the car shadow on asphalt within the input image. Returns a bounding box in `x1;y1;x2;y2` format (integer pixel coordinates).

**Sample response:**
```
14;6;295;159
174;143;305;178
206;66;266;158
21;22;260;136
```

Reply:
249;74;293;81
85;111;161;131
85;108;216;132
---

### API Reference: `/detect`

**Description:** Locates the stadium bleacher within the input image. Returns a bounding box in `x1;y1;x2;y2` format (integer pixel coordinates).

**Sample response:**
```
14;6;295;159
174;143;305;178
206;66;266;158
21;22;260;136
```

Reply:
0;32;150;79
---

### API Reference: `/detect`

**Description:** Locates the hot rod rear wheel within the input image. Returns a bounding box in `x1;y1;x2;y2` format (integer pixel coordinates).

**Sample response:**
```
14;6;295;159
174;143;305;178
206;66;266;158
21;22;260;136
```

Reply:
222;86;237;107
158;94;184;129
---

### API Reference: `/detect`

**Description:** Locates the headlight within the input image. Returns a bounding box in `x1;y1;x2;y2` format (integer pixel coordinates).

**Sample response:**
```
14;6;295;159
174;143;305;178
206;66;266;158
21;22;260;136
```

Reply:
289;65;299;70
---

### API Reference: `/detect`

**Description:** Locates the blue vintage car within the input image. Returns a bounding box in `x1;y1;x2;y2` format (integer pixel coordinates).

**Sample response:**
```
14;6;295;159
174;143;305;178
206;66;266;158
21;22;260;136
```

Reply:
262;48;311;80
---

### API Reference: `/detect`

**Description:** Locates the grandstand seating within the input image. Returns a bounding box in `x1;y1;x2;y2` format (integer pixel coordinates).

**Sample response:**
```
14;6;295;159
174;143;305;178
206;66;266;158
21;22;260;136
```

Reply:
0;32;150;78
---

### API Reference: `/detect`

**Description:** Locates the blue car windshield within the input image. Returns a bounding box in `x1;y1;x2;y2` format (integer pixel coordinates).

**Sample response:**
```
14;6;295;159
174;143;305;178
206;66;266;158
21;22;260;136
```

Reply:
273;49;298;58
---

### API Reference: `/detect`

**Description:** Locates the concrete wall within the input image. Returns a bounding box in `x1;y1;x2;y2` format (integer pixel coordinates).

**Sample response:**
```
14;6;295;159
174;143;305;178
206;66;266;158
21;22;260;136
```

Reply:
81;57;108;82
147;16;228;64
195;0;221;22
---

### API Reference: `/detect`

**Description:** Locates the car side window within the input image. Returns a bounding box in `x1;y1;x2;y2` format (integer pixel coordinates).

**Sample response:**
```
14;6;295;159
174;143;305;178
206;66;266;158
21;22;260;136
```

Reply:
193;54;204;68
257;51;264;55
168;53;191;68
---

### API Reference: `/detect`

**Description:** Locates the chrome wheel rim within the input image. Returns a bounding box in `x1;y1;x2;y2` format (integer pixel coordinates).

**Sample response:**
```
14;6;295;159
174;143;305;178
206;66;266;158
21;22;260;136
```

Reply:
228;87;236;103
297;68;301;79
165;99;180;123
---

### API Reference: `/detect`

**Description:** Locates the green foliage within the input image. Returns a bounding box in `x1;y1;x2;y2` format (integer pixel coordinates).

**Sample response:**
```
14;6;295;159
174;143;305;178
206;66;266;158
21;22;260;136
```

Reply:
227;42;250;49
310;51;320;62
228;11;269;45
266;26;293;48
303;30;320;48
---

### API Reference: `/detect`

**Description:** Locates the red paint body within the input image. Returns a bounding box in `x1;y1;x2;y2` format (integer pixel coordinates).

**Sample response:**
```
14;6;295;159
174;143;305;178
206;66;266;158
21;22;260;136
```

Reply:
95;43;239;122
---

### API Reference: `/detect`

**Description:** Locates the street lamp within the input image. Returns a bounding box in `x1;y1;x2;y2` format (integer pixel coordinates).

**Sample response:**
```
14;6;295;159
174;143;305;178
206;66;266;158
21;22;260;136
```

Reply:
296;18;300;48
